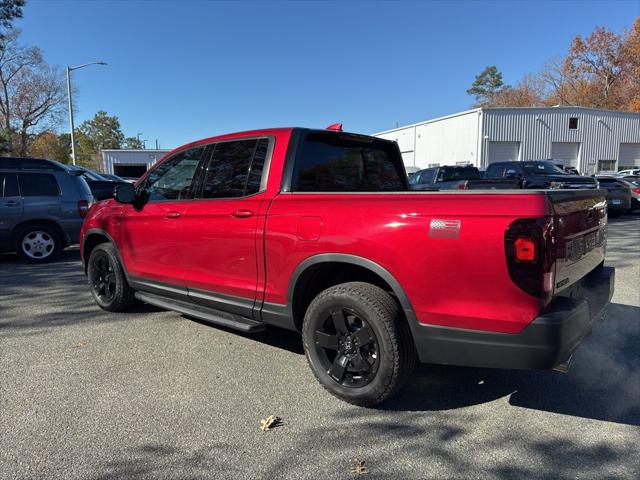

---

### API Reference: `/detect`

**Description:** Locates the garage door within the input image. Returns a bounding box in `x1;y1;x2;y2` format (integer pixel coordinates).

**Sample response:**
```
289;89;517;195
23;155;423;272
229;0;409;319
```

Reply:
619;143;640;167
551;142;580;168
488;142;520;163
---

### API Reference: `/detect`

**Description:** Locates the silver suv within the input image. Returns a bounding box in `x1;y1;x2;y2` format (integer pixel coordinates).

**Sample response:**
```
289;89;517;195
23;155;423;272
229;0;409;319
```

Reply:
0;157;94;262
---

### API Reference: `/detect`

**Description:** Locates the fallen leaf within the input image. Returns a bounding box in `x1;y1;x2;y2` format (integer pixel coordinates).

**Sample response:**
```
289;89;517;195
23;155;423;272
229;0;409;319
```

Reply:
259;415;282;432
350;458;367;476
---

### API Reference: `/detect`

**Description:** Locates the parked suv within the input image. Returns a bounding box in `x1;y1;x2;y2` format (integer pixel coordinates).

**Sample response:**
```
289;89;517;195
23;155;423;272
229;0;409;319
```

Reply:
485;160;598;189
80;127;614;406
595;176;633;216
409;165;519;190
0;157;94;262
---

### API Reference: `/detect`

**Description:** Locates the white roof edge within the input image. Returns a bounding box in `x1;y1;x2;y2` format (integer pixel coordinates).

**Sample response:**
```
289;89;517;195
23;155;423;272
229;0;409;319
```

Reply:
481;106;640;115
373;105;639;136
372;108;481;135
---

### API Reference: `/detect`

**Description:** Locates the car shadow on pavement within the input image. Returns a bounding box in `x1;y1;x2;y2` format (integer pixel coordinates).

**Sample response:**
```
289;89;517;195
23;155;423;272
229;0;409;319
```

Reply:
379;302;640;427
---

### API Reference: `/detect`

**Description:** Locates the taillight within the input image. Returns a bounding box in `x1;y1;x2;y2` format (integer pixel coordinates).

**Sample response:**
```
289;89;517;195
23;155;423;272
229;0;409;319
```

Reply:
457;181;469;190
632;187;640;195
77;200;89;218
514;238;536;261
505;218;555;302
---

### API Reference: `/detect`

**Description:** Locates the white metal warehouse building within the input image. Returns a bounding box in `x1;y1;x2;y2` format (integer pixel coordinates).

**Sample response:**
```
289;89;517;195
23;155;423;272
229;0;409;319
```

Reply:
373;107;640;174
101;149;171;178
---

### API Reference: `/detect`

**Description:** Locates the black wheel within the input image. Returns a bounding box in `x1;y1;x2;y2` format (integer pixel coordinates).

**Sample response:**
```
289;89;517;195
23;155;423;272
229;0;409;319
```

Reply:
14;224;62;263
302;282;416;406
87;243;135;312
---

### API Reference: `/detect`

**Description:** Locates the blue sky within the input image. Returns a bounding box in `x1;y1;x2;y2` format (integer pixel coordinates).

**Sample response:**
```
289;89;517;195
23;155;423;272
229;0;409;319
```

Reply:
18;0;639;149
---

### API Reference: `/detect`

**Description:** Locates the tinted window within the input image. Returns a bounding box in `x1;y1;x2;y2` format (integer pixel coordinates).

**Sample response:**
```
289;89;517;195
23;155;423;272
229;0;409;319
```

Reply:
19;173;60;196
200;138;268;199
569;117;578;129
144;147;204;201
521;161;564;175
0;173;18;197
292;132;405;192
437;167;481;182
485;163;506;178
411;169;435;185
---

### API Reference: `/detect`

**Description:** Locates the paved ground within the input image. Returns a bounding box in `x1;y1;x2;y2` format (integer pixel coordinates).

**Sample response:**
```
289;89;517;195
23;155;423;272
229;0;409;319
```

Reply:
1;216;639;480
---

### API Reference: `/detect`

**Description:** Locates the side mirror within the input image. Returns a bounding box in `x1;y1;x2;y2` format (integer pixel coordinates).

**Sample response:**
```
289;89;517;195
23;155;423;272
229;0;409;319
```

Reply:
114;183;136;204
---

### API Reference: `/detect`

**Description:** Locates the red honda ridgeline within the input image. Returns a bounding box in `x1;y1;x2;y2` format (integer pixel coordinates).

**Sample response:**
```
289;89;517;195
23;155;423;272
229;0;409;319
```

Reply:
80;127;614;406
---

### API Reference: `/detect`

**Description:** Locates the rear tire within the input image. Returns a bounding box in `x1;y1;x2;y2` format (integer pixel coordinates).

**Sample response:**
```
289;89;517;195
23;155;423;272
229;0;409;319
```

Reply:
302;282;416;406
14;224;62;263
87;243;135;312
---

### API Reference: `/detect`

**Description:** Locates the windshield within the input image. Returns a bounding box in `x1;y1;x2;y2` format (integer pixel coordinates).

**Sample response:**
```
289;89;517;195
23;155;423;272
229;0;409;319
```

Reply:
521;161;565;175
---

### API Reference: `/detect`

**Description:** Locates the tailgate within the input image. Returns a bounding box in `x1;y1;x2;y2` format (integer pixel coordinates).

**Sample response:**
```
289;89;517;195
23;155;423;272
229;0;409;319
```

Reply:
547;190;607;294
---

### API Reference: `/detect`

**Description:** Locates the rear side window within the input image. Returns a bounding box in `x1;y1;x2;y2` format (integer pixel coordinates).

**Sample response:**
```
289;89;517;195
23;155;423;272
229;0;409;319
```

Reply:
144;147;204;201
485;163;505;178
412;169;435;185
199;138;269;199
0;173;19;197
19;173;60;196
292;132;406;192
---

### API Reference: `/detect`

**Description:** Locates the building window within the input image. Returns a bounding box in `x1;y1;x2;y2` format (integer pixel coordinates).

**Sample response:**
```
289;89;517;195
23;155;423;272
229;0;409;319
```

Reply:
569;117;578;129
597;160;616;172
428;163;440;168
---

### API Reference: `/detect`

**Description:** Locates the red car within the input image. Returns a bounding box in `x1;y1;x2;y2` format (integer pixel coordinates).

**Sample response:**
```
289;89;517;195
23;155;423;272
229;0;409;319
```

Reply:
80;126;614;406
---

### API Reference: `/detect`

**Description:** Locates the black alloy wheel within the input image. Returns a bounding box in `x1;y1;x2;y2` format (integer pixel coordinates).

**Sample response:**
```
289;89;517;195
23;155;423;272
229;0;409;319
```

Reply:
90;251;117;304
313;307;380;388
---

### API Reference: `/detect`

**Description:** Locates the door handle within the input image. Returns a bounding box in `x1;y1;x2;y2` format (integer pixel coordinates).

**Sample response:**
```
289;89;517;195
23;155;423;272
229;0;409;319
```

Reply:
231;209;254;218
163;211;181;219
4;201;18;207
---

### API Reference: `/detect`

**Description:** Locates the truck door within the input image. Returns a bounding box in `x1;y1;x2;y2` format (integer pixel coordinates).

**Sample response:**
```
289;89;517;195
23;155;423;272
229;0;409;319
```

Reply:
179;137;272;317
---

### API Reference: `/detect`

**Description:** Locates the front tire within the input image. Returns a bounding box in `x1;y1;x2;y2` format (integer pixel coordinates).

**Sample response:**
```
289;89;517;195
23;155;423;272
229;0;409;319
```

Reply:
302;282;416;406
87;243;135;312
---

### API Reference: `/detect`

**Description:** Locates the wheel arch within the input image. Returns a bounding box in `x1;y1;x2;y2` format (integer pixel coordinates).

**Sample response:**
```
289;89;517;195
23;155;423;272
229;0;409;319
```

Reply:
82;228;126;276
286;254;418;333
11;219;66;248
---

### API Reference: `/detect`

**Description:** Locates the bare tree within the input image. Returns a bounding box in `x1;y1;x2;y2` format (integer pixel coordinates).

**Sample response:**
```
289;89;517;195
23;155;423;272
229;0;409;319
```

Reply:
0;29;66;155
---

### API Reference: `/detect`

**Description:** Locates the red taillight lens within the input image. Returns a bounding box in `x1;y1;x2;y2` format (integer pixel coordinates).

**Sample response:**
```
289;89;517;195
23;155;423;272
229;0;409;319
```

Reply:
457;181;469;190
514;238;536;261
505;218;555;300
77;200;89;218
632;188;640;194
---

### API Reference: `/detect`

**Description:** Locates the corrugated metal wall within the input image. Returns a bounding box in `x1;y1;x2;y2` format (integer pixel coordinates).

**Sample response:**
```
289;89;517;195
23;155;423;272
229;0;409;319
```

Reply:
101;150;171;174
482;108;640;173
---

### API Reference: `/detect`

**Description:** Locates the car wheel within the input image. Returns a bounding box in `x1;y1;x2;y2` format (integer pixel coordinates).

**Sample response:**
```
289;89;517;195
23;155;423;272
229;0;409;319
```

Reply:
302;282;416;406
87;243;135;312
14;224;62;263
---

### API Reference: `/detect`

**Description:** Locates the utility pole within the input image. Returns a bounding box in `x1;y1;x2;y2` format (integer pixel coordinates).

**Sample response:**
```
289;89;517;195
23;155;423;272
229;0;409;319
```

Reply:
66;61;107;165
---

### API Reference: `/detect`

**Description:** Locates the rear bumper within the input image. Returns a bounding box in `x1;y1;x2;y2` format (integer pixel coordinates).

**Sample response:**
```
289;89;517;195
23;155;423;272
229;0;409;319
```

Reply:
413;266;615;370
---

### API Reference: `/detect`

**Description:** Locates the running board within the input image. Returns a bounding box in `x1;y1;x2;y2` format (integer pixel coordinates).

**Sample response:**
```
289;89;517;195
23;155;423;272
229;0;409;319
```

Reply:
134;291;266;333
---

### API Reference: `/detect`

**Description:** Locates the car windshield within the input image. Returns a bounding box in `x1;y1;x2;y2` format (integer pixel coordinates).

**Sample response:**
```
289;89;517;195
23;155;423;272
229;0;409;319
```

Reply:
521;161;565;175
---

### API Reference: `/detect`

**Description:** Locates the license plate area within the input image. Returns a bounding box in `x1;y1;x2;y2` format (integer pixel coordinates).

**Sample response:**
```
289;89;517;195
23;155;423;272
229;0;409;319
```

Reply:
566;230;602;263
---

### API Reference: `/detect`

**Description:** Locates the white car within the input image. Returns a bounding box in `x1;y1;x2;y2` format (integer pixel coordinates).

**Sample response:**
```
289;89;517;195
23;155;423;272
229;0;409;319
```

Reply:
617;168;640;176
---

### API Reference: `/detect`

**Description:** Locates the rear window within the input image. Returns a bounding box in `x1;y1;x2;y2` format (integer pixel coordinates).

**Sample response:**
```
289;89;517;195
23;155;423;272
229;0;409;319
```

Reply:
19;173;60;196
437;167;481;181
291;132;406;192
0;173;19;197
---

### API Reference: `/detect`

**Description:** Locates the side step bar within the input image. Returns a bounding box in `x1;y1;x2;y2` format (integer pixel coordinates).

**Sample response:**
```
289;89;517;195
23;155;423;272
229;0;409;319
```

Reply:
135;291;266;333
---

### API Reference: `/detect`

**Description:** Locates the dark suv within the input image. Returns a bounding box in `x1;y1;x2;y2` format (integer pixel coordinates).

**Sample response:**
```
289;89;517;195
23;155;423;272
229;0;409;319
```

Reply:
485;160;598;189
0;157;94;262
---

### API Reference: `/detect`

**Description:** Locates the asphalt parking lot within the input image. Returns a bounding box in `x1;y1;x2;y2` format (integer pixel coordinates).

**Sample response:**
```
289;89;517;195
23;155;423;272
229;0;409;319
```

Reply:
1;216;639;480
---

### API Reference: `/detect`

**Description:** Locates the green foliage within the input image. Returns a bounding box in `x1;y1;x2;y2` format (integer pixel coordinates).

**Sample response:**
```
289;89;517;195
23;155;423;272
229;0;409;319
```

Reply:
467;66;507;105
78;110;124;150
124;136;144;149
0;0;24;39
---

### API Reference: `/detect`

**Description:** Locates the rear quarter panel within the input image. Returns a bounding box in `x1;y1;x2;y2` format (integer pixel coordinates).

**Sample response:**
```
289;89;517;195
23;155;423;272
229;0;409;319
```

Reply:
265;192;550;334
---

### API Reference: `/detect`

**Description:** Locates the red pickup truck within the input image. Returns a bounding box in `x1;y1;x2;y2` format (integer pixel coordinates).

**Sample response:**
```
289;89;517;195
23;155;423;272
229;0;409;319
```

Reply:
80;127;614;406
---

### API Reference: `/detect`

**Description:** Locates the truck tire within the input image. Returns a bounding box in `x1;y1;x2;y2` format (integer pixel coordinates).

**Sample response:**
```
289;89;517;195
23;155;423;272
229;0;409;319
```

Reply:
302;282;416;406
14;223;62;263
87;243;135;312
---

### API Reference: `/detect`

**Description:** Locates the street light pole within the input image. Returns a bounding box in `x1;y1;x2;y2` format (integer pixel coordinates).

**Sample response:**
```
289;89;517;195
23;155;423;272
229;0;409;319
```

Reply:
66;61;107;165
